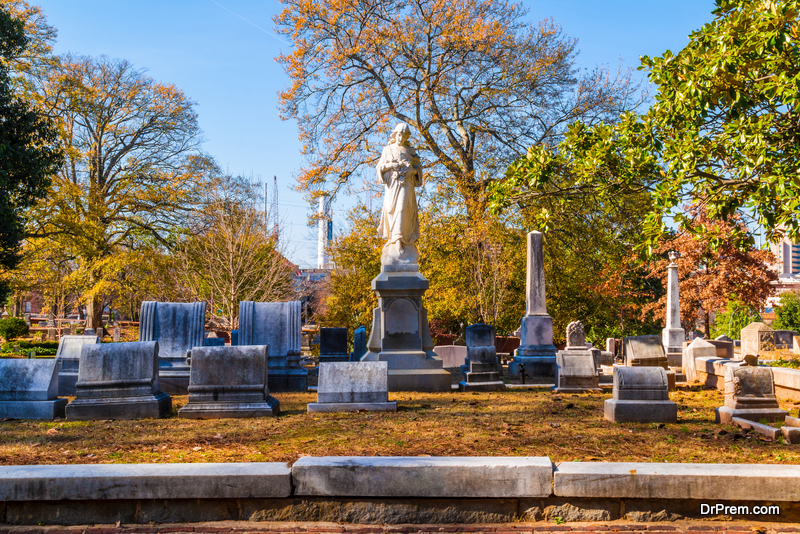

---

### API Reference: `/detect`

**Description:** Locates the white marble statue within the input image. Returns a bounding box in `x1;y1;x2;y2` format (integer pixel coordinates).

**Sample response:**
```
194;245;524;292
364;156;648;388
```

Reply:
377;122;422;267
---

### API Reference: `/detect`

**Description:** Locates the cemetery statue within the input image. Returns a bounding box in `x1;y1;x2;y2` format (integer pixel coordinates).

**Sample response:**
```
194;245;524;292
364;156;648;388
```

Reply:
377;122;423;267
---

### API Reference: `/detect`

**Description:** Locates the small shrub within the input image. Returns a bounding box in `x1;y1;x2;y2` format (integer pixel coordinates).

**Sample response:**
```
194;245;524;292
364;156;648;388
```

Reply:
0;340;59;356
0;317;29;342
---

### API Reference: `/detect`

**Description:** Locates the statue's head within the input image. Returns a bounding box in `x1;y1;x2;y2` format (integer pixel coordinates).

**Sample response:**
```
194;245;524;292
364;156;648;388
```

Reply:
390;122;411;145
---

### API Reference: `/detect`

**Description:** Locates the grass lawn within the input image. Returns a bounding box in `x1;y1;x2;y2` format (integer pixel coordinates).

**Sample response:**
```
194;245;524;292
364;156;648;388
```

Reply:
2;386;800;465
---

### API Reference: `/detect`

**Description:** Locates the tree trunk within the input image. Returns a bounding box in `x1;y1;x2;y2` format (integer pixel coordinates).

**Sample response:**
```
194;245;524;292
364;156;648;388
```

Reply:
85;296;104;329
704;309;711;339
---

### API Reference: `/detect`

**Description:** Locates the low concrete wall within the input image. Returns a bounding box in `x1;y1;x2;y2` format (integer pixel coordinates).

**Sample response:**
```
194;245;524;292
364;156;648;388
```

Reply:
2;458;800;525
695;356;800;401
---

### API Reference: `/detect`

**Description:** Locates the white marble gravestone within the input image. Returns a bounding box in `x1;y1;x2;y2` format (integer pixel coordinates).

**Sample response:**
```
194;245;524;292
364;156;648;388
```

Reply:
238;300;307;392
0;359;67;420
65;341;171;421
662;251;685;365
308;361;396;413
138;301;206;394
683;337;718;383
178;345;279;418
55;334;100;395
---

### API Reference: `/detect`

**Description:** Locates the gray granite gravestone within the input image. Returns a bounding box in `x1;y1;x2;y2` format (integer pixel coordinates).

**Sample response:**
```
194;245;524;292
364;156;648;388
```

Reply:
715;357;788;424
554;322;601;393
178;345;279;418
138;301;206;394
308;361;396;413
0;359;67;419
204;337;225;347
351;325;367;362
319;327;349;363
604;366;677;423
65;341;171;420
623;335;669;369
55;334;100;395
459;323;505;392
238;301;307;391
683;337;718;383
510;231;557;378
230;329;239;346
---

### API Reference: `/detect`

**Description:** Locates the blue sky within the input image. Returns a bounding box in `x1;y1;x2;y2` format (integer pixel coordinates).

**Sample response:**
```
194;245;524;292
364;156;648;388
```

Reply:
33;0;715;267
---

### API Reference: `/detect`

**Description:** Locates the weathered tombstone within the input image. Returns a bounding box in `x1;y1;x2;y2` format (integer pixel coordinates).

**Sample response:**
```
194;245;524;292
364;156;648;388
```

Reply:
510;231;557;378
774;330;799;350
46;312;56;327
715;356;788;424
307;361;396;413
623;335;669;369
319;327;350;363
138;301;206;394
83;328;95;336
23;313;31;326
605;338;616;356
55;334;100;395
113;327;120;342
96;327;104;339
432;345;467;368
553;322;601;393
604;366;677;423
740;322;775;356
0;359;67;420
351;325;367;362
178;345;279;418
662;252;686;365
238;301;308;392
46;328;57;341
204;337;225;347
682;337;718;383
230;329;239;347
65;341;171;421
459;323;505;392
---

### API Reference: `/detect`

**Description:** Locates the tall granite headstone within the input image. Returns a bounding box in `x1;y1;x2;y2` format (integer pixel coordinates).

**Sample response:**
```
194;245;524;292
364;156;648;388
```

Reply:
351;326;367;362
65;341;171;420
715;356;788;424
178;345;279;418
308;361;396;413
55;334;100;395
662;251;686;366
459;323;505;392
319;327;350;363
0;359;67;419
138;301;206;394
510;231;557;377
604;366;677;423
553;321;601;393
238;300;307;391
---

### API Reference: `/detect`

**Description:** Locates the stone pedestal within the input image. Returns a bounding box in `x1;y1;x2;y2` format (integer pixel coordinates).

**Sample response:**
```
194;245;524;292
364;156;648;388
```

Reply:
55;334;100;395
510;231;556;378
662;252;686;359
308;361;396;413
178;345;279;418
66;341;172;421
459;323;505;392
361;269;450;392
715;360;788;424
0;359;67;420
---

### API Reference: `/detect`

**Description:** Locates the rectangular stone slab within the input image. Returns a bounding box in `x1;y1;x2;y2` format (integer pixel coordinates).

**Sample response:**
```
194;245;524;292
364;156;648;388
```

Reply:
317;361;389;403
0;358;59;401
0;462;291;501
292;456;553;497
554;462;800;501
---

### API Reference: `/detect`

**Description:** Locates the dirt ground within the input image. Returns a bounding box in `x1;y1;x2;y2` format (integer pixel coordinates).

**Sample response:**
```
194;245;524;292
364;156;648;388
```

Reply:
2;385;800;465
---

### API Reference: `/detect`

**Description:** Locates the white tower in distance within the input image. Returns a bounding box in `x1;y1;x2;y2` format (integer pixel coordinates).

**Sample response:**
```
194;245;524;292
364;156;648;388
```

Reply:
317;195;331;269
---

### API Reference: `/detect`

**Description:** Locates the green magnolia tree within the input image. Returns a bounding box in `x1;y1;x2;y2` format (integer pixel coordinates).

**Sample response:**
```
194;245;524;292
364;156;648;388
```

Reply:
491;0;800;248
0;5;61;302
774;291;800;332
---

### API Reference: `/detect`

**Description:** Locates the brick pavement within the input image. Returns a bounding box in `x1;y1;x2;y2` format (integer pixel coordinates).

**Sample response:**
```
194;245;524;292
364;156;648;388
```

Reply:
0;522;796;534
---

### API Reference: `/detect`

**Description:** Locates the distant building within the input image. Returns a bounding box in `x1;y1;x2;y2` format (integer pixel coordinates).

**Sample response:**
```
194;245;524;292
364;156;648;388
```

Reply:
768;234;800;308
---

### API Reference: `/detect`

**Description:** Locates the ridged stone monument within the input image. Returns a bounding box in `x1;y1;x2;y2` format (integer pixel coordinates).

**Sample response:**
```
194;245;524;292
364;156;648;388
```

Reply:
361;123;450;392
510;231;557;377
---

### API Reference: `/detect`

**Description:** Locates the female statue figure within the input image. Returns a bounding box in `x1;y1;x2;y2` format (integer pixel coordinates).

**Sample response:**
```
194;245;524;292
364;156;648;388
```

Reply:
376;122;423;267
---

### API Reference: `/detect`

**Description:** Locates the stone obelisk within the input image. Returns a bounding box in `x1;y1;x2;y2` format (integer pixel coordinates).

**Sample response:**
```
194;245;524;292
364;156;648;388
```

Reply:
510;231;557;377
360;123;451;392
662;251;685;367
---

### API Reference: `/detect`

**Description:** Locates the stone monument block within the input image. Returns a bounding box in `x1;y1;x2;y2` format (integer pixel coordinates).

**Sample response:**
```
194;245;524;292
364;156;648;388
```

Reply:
351;326;367;362
623;335;669;369
604;366;677;423
308;361;396;413
459;323;505;392
715;360;788;424
238;301;307;392
230;329;239;347
433;345;467;368
138;301;206;394
662;252;686;362
774;330;799;350
740;322;775;356
204;337;225;347
554;351;601;393
0;359;67;419
319;327;349;363
65;341;171;421
55;334;100;395
683;337;718;383
178;345;279;418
